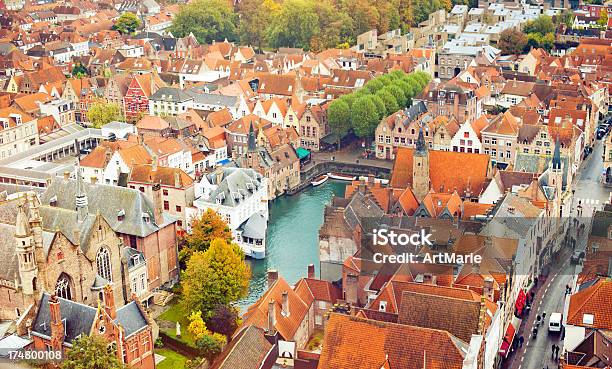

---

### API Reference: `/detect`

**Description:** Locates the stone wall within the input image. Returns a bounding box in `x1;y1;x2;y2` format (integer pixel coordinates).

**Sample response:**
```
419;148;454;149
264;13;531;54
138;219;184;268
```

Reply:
289;162;391;195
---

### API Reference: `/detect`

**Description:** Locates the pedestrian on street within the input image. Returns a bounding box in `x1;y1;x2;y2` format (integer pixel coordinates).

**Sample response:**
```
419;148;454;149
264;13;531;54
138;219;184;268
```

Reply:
543;311;547;321
519;336;524;347
552;344;556;357
535;276;539;286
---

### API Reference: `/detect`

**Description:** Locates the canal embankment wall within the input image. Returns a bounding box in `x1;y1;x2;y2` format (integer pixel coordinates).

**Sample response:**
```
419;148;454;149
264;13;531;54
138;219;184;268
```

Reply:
288;161;392;195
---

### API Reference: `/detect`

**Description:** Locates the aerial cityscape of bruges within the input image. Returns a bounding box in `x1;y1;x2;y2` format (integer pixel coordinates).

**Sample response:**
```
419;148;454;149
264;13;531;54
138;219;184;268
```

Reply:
0;0;610;367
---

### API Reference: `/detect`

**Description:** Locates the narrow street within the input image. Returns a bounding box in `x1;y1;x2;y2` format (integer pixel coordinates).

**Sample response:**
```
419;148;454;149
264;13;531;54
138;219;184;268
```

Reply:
503;132;607;369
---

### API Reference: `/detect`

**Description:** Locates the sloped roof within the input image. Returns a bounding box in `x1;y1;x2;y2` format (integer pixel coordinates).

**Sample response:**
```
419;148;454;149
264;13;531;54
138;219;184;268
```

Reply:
567;278;612;330
32;293;97;343
211;325;273;369
128;164;193;187
318;314;468;369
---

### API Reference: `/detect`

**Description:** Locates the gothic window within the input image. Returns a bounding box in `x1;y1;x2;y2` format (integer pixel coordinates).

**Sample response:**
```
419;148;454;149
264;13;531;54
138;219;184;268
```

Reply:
55;273;73;300
96;248;112;282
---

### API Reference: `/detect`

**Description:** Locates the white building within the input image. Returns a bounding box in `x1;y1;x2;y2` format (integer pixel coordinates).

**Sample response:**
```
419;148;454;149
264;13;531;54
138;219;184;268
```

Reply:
188;167;268;259
0;107;39;160
101;121;136;139
149;87;194;116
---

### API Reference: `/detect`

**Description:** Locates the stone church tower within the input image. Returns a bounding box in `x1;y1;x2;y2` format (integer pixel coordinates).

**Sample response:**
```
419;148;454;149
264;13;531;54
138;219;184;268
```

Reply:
15;197;37;299
245;122;258;169
412;128;430;201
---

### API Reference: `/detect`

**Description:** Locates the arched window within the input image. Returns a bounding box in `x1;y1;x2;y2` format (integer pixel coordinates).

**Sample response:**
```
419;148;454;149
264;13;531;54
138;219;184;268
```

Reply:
96;248;112;282
55;273;73;300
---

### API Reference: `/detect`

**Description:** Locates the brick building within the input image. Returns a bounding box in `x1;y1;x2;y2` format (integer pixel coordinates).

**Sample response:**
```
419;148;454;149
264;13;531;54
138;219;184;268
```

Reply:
31;285;155;369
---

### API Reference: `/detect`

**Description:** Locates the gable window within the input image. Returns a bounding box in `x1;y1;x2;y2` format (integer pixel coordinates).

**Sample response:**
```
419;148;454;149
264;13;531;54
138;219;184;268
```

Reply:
96;248;112;282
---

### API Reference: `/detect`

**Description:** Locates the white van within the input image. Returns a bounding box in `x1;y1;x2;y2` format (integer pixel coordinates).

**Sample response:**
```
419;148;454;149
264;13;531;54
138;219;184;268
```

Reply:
549;313;562;332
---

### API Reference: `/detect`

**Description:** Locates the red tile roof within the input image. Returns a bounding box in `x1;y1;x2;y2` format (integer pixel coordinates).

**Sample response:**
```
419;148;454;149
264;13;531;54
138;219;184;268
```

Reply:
318;314;468;369
567;278;612;330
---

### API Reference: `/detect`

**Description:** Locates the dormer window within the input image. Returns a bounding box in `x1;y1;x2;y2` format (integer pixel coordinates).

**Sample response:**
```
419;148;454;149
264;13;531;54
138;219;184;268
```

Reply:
49;195;58;206
117;209;125;221
142;213;150;223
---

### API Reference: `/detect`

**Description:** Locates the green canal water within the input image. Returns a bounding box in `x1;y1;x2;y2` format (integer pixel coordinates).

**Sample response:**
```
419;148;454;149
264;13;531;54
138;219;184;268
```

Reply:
239;180;346;309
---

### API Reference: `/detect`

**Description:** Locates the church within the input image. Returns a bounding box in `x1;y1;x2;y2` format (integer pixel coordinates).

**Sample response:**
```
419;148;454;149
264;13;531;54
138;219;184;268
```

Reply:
0;172;141;335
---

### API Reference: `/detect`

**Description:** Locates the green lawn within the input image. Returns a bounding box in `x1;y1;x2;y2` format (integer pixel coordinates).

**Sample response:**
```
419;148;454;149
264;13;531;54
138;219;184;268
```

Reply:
156;348;188;369
158;303;197;347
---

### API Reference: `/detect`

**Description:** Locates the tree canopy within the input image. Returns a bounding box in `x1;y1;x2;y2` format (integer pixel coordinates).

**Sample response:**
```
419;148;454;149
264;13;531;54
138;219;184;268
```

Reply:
180;209;233;267
113;12;141;35
62;335;126;369
87;100;122;128
498;29;528;55
181;238;251;318
170;0;238;44
327;99;351;148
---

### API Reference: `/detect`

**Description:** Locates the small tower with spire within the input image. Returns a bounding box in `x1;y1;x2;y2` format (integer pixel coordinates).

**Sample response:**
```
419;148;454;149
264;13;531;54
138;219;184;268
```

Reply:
15;197;37;296
412;128;430;201
548;138;563;190
75;164;89;222
245;122;258;169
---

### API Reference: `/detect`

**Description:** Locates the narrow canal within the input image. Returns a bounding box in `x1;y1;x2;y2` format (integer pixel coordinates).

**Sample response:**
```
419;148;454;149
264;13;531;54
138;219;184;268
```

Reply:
239;180;346;309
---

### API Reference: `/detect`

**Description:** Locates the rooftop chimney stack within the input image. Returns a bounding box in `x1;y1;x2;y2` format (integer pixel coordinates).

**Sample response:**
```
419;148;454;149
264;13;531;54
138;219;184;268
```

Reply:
49;295;64;351
152;182;164;225
267;299;276;335
267;269;278;287
307;264;315;279
281;291;289;317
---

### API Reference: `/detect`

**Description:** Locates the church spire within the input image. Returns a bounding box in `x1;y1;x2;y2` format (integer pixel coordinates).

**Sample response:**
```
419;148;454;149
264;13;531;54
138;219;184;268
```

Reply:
247;122;257;153
552;138;561;171
75;164;88;222
16;198;30;238
415;127;427;156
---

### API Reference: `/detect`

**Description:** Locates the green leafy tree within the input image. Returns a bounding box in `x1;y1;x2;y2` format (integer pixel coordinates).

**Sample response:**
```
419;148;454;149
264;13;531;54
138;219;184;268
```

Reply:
327;99;351;149
498;29;528;55
382;85;407;108
376;89;400;115
364;78;385;94
523;15;554;35
180;209;232;267
351;95;380;139
266;0;320;49
87;100;121;128
181;239;251;318
170;0;238;44
396;79;415;104
597;10;608;27
370;94;386;119
62;335;126;369
188;310;227;361
71;62;88;78
113;12;142;35
554;10;574;27
238;0;280;51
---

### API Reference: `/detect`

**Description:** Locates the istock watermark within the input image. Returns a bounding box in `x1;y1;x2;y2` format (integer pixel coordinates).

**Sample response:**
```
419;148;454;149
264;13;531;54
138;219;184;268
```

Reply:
372;228;433;246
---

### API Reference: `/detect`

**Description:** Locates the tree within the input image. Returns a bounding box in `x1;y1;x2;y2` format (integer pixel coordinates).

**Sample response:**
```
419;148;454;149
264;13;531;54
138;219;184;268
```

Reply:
181;239;251;318
62;335;126;369
523;15;554;35
180;209;233;267
396;79;415;103
383;85;407;109
351;96;380;139
113;12;142;35
170;0;238;44
207;304;240;338
238;0;280;51
376;89;400;115
266;0;320;49
554;10;574;27
370;94;386;119
71;62;88;78
498;29;528;55
597;10;608;27
188;310;227;361
327;99;351;149
87;100;121;128
364;78;385;94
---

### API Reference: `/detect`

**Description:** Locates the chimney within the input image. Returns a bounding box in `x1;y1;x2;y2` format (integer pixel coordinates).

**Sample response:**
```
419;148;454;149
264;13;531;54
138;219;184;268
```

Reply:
267;269;278;287
174;170;180;187
267;299;276;335
281;291;289;317
214;165;223;184
63;171;70;180
307;264;315;279
345;273;358;306
483;276;494;301
49;295;64;351
478;295;487;334
152;182;164;224
152;155;158;172
608;256;612;278
91;176;97;184
103;284;116;320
